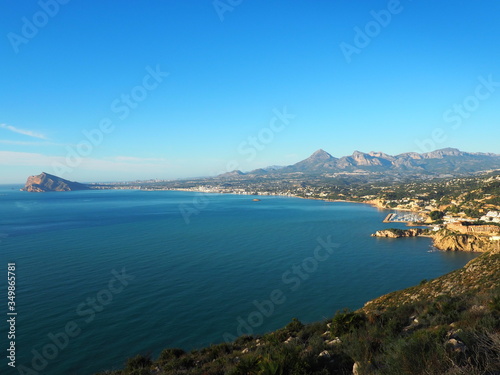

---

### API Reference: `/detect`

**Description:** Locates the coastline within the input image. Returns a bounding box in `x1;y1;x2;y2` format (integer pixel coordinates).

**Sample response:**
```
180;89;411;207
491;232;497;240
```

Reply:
167;188;430;227
372;228;500;253
85;187;497;374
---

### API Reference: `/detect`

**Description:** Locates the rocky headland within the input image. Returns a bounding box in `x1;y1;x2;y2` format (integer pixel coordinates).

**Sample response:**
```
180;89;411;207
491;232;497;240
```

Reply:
372;228;500;252
22;172;90;192
432;229;499;252
371;228;430;238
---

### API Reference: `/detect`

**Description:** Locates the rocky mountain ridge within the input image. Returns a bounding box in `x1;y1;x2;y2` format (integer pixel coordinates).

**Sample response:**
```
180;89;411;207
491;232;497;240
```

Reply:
220;148;500;178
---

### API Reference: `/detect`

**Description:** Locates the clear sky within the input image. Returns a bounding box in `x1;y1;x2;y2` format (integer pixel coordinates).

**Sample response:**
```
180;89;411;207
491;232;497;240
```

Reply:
1;0;499;183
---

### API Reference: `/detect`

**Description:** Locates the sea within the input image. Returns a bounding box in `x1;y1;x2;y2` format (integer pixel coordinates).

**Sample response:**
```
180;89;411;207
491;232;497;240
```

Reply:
0;187;478;375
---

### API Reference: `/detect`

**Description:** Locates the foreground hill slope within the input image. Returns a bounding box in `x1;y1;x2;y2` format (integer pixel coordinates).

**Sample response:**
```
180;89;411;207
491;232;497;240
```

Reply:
363;244;500;312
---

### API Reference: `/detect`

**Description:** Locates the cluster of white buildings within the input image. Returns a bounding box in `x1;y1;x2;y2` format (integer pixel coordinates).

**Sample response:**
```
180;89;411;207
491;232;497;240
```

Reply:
480;211;500;223
442;215;463;224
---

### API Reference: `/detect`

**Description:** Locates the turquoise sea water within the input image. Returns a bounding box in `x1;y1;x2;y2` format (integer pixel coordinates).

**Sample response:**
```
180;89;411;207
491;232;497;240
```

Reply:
0;188;478;375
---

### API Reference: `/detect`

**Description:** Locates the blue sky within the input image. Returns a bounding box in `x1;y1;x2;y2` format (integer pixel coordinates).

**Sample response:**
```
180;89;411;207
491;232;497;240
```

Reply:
1;0;499;183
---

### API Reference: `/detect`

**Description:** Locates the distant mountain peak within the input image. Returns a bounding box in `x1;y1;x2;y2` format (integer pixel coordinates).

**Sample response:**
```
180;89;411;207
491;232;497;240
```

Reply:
421;148;466;159
309;149;335;160
352;150;365;155
217;170;245;178
368;151;394;159
348;150;391;167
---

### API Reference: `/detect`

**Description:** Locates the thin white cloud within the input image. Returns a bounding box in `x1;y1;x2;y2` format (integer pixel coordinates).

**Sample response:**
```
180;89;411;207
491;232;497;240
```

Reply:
0;140;64;146
0;151;172;173
0;151;62;166
0;123;47;140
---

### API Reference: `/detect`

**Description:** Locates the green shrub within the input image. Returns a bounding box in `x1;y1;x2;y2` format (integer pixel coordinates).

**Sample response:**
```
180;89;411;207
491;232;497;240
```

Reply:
383;330;448;375
429;210;445;221
285;318;305;334
127;370;150;375
489;295;500;312
125;355;152;371
331;309;366;336
297;321;325;342
234;334;255;347
199;342;232;361
157;348;185;364
425;296;462;325
226;354;259;375
258;356;283;375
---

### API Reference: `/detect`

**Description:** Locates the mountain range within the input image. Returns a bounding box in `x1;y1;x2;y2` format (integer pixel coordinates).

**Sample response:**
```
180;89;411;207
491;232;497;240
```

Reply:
220;148;500;178
22;148;500;192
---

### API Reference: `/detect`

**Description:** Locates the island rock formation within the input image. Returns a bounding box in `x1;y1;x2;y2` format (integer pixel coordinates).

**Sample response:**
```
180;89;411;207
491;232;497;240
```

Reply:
22;172;90;192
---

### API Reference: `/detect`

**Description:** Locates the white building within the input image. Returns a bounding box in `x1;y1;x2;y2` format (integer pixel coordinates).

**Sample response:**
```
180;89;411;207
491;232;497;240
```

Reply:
481;211;500;223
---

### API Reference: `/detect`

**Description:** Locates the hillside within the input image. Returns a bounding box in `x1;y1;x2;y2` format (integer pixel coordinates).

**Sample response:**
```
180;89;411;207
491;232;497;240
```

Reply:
364;246;500;312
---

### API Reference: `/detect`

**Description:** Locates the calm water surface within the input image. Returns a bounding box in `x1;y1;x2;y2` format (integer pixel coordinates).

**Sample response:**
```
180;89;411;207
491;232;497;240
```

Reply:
0;188;478;374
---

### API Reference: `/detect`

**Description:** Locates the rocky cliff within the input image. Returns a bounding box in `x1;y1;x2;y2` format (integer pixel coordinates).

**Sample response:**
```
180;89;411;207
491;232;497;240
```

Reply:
372;228;499;252
372;228;429;238
432;229;499;252
22;172;90;192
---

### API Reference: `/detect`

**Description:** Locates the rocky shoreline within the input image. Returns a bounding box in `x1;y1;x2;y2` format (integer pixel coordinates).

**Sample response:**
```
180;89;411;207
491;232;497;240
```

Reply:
371;228;431;238
372;228;499;252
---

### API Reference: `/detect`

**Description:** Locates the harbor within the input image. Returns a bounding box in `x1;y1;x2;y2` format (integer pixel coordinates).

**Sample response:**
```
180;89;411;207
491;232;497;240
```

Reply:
383;212;425;223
